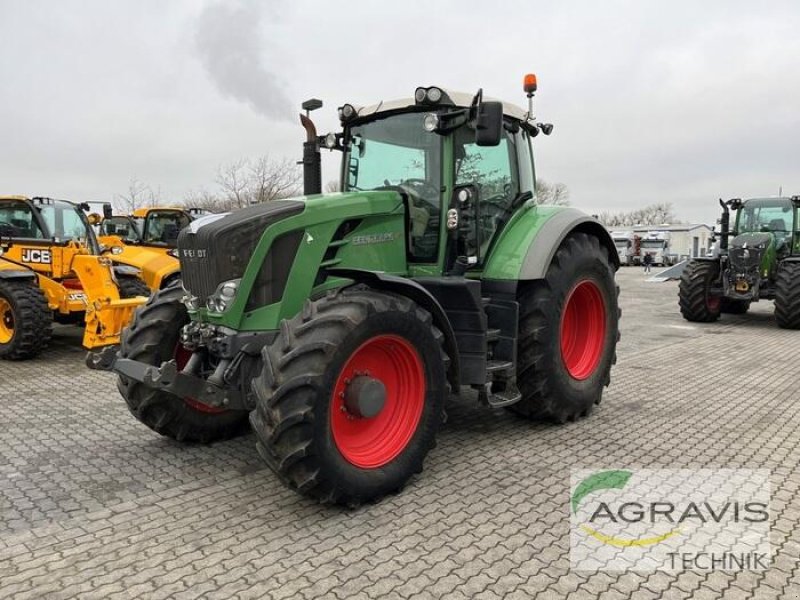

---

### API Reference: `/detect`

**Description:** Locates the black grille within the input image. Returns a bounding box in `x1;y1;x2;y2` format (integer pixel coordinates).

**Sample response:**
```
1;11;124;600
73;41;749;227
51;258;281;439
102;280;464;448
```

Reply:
179;201;304;300
728;232;771;273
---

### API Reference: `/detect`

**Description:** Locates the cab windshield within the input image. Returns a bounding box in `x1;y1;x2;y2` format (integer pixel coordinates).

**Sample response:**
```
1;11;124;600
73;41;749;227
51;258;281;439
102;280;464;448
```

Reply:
344;112;442;261
738;199;794;234
142;211;191;246
100;216;142;243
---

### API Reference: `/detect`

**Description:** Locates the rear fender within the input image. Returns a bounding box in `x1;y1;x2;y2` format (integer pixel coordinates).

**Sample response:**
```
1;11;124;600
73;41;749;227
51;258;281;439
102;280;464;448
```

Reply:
483;206;619;281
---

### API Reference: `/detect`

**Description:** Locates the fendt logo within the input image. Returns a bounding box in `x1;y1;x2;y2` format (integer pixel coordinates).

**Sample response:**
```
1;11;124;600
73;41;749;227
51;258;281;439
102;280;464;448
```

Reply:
181;248;207;259
21;248;52;264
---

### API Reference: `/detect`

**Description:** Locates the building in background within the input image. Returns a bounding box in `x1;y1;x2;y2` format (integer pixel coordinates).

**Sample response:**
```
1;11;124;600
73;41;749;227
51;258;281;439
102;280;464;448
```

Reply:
632;224;713;263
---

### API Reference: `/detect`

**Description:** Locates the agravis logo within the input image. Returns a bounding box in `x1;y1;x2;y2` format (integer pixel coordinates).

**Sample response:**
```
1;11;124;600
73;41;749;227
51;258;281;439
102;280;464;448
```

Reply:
572;470;681;547
569;469;771;571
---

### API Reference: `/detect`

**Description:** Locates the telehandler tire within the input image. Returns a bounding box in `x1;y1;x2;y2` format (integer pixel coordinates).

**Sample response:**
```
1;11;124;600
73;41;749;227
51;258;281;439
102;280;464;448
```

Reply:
0;279;52;360
117;283;249;442
679;260;722;322
117;275;151;299
511;232;619;423
775;262;800;329
250;287;448;505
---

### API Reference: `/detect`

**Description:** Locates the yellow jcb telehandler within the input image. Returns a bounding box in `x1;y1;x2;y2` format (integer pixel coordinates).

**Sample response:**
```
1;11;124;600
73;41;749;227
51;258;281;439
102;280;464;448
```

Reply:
92;205;209;290
0;196;149;359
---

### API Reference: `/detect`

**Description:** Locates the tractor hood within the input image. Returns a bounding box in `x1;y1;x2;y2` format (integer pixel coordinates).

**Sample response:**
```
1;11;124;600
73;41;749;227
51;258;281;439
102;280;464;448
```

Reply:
729;232;774;274
179;191;405;307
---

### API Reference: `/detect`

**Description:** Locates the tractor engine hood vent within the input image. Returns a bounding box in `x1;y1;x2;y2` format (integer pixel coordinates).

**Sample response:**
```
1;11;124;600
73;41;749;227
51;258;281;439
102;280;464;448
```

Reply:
178;201;304;300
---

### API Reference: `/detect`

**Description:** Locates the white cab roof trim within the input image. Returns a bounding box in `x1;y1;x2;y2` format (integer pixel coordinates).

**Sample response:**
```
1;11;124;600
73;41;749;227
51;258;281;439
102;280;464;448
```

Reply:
355;89;528;122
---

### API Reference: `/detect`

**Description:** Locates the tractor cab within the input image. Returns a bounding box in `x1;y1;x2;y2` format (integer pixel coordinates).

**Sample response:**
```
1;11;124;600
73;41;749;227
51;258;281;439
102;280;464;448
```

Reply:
132;207;193;248
0;196;102;262
734;197;798;257
328;85;552;275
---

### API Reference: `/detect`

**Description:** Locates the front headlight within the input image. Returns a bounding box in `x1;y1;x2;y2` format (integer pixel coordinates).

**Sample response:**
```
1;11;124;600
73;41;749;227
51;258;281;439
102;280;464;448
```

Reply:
110;246;124;255
167;248;179;258
206;278;241;313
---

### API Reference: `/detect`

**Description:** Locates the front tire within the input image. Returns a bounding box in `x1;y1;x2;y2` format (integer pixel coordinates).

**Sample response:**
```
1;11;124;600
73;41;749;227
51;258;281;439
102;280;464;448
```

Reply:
0;279;52;360
679;260;722;322
775;262;800;329
511;232;619;423
250;287;448;505
117;284;249;442
117;275;151;299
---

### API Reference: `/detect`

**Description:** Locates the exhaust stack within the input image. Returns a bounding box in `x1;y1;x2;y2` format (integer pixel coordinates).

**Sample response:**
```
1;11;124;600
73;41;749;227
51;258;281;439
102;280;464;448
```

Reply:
300;99;323;196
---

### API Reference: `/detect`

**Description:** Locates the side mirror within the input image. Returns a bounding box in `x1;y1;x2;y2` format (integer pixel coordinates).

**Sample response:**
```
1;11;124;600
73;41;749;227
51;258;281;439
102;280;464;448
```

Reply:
475;101;503;146
103;203;113;219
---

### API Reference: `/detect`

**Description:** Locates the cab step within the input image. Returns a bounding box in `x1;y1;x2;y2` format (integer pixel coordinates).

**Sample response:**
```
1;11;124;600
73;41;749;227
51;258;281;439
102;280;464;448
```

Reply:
479;380;522;408
486;359;513;373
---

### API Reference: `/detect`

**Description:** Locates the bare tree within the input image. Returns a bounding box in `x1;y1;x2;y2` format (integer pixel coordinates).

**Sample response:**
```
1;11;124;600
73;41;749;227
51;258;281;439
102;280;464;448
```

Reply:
324;179;340;193
535;179;570;206
249;155;302;203
184;188;225;212
598;202;680;227
216;158;250;209
114;177;161;213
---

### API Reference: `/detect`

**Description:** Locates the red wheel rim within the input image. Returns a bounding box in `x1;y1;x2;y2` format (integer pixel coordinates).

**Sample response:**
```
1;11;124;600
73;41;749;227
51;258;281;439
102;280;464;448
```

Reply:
560;280;607;380
707;295;721;311
330;334;426;469
174;344;226;414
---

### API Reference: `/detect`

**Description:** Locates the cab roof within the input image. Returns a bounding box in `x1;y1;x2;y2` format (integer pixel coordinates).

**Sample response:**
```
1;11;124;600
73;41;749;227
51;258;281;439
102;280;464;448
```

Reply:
131;206;185;218
354;88;529;122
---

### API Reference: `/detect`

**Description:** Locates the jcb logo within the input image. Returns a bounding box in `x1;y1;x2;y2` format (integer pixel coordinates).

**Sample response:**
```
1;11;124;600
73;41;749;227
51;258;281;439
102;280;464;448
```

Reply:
21;249;52;264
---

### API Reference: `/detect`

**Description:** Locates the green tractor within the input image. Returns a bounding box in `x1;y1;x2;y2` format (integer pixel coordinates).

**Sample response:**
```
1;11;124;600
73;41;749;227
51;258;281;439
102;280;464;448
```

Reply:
89;77;620;504
679;196;800;328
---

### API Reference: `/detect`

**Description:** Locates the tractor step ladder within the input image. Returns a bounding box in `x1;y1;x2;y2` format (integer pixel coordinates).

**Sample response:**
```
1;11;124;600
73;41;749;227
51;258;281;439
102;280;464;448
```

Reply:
481;297;522;408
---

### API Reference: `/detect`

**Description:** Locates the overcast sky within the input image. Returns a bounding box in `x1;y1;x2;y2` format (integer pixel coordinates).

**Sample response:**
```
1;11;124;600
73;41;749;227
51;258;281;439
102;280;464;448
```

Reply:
1;0;799;224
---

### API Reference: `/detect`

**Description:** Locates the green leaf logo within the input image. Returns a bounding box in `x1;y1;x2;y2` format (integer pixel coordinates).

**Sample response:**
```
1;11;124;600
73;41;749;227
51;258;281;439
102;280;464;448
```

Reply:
571;470;632;514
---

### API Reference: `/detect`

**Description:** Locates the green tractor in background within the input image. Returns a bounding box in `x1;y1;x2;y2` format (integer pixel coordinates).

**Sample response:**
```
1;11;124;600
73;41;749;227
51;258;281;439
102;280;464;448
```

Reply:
89;76;620;505
679;196;800;328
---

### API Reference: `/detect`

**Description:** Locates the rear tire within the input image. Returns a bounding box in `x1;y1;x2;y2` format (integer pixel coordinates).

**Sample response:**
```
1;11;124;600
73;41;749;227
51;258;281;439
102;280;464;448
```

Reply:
0;279;52;360
511;233;619;423
117;275;151;299
250;287;448;505
775;262;800;329
679;260;722;322
117;284;249;442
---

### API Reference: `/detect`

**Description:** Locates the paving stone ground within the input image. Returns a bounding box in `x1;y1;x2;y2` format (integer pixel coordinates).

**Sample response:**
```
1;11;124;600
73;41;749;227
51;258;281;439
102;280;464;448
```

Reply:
1;268;799;599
